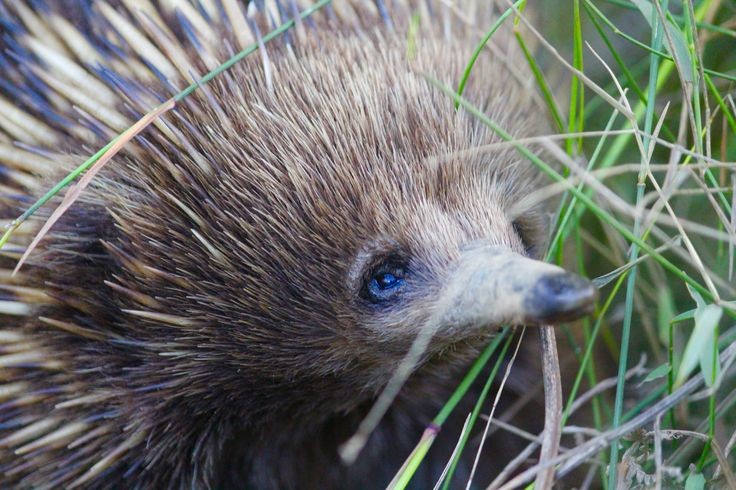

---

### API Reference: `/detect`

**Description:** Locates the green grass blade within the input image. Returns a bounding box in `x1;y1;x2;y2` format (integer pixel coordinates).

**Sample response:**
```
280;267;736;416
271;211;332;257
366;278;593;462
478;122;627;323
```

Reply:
390;328;511;489
454;0;525;110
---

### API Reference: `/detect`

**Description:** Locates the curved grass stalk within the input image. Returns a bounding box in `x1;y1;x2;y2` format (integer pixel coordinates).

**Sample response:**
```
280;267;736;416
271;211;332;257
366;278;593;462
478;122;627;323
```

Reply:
454;0;526;110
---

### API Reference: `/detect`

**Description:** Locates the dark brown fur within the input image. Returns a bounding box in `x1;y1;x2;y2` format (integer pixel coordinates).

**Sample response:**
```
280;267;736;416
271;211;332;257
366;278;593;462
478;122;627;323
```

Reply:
0;1;551;488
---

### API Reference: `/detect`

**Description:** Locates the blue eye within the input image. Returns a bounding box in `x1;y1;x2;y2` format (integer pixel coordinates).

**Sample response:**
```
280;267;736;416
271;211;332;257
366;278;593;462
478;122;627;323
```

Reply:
364;266;406;303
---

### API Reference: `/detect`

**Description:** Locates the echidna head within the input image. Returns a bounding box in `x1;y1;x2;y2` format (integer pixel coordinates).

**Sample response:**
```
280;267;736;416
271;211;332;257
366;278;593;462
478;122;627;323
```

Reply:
32;34;595;426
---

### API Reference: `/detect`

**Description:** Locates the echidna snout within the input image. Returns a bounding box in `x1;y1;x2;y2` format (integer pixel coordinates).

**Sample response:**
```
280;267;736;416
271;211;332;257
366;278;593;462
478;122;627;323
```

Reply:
432;244;596;334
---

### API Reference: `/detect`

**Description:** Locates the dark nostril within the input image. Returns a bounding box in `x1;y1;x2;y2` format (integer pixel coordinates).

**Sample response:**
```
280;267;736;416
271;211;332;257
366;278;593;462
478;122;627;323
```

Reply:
523;272;598;324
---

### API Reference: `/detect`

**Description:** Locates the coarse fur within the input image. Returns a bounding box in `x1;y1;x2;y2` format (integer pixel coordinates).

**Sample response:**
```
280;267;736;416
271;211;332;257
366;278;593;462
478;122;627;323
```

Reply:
0;1;552;488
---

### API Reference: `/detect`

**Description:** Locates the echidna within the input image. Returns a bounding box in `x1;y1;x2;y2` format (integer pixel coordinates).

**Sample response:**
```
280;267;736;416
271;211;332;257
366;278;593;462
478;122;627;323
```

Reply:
0;1;597;488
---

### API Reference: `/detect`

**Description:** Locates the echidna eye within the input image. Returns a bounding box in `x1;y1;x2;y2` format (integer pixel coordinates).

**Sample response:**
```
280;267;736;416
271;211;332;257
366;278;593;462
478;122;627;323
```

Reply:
363;263;406;303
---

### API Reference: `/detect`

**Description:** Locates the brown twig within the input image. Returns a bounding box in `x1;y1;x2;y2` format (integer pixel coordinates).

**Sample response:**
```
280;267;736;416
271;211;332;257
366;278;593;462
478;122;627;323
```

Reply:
534;325;562;489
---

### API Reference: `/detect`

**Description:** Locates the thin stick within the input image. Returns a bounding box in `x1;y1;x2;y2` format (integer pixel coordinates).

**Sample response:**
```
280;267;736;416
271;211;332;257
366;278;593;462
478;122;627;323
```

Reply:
466;327;526;489
432;413;472;490
654;414;663;490
534;326;563;489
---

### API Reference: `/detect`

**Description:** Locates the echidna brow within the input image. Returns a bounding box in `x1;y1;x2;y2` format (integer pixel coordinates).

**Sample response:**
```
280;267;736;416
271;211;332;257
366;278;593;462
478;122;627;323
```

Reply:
137;57;179;96
3;36;34;66
78;0;97;33
133;382;177;393
0;1;12;22
83;410;122;425
187;68;229;120
0;78;39;117
285;0;300;26
92;6;129;52
253;0;300;46
442;1;452;41
265;3;281;30
272;0;289;24
0;416;27;431
0;7;22;35
212;0;229;27
38;106;73;132
271;0;295;46
171;110;211;153
25;386;66;396
19;89;61;124
122;458;144;479
252;0;267;15
0;394;29;411
0;51;10;71
27;0;51;15
16;66;74;129
422;0;436;18
220;39;241;80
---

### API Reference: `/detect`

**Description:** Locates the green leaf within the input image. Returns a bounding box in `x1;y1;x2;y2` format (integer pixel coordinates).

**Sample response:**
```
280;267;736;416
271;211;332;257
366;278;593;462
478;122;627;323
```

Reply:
684;470;705;490
674;291;723;388
697;306;722;388
642;363;671;383
686;283;706;310
593;236;681;289
670;309;696;324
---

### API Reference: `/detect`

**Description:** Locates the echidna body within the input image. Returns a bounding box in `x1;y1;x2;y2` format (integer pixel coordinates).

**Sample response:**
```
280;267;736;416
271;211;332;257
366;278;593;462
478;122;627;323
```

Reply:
0;1;596;488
